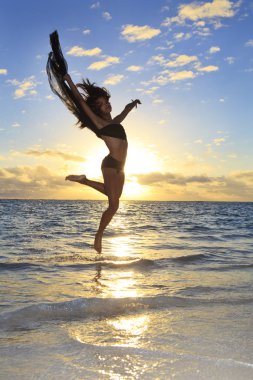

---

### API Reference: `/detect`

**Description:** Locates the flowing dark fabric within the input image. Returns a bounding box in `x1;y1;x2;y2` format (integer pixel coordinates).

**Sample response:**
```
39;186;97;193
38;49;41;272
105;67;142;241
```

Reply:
46;30;101;137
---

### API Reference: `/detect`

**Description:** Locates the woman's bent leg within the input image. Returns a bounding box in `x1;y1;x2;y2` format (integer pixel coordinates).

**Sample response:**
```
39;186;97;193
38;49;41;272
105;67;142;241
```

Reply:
66;174;106;195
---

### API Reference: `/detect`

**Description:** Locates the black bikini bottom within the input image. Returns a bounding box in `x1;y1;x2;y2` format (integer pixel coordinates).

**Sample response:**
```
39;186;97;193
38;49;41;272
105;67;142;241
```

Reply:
101;154;125;172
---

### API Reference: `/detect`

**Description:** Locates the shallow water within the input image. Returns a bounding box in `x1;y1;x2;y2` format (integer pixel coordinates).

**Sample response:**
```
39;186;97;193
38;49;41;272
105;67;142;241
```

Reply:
0;200;253;379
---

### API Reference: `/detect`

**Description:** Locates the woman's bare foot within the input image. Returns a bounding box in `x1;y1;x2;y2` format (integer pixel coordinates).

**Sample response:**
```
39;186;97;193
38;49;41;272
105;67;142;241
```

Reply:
65;174;87;184
94;233;102;254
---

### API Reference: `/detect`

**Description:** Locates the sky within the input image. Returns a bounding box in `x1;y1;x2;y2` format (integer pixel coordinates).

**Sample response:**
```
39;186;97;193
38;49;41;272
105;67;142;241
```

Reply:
0;0;253;201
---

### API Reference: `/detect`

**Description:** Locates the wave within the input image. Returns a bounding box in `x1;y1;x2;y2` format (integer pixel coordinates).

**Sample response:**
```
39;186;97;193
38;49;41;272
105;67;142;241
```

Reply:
0;258;157;273
1;295;253;330
206;263;253;271
2;254;251;274
0;262;45;271
170;253;211;263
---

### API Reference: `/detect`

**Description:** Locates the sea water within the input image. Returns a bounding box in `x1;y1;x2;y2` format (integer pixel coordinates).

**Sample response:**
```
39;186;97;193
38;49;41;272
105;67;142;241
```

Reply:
0;200;253;379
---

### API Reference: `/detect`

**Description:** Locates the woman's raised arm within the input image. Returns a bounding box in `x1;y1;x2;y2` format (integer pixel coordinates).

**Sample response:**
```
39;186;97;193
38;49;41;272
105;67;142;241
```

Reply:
113;99;141;124
63;74;102;128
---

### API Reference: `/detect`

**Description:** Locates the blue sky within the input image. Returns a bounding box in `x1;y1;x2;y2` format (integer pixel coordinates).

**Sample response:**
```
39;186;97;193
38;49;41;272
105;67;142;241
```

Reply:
1;0;253;200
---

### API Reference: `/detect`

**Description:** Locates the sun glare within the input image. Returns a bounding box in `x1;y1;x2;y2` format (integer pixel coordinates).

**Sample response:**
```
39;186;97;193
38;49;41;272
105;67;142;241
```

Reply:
125;143;161;175
72;142;161;198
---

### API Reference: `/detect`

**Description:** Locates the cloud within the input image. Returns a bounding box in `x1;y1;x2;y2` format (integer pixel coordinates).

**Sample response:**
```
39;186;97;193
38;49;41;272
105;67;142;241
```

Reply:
245;39;253;47
166;54;199;68
197;65;219;72
136;171;213;186
83;29;91;35
87;56;120;70
103;74;124;85
46;95;54;100
7;76;39;99
103;11;112;21
209;46;221;53
90;2;100;9
152;70;197;85
134;170;253;200
233;171;253;182
148;52;219;86
121;24;161;42
149;53;199;69
152;98;164;104
225;56;235;64
67;46;102;57
142;86;159;94
179;0;236;20
12;122;21;128
0;69;7;75
25;149;85;162
127;65;143;72
169;70;197;81
213;137;225;146
174;32;192;41
162;0;239;27
148;54;166;65
0;165;66;198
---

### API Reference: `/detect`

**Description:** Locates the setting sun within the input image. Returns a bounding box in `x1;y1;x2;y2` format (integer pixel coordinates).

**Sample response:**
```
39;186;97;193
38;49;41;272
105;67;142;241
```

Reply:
125;143;161;175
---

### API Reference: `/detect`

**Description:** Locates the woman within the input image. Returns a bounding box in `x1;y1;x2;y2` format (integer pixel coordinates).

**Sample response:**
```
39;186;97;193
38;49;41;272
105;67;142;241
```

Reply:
63;74;141;253
47;31;141;253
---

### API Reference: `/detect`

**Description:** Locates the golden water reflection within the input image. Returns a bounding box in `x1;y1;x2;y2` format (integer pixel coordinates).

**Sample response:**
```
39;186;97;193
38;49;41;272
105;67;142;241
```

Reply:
104;271;138;298
107;235;136;258
108;314;149;347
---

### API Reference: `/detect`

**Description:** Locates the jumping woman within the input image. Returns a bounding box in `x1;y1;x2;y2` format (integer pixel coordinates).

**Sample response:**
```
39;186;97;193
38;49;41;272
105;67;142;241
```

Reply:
47;31;141;253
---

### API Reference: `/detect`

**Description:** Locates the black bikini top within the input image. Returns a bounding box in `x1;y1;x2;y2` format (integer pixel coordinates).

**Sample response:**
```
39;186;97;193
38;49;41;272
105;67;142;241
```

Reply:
99;123;127;141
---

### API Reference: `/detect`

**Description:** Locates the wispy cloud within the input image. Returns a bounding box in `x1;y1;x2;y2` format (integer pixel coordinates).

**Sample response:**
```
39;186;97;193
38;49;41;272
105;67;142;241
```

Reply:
213;137;225;146
127;65;143;72
152;70;197;85
162;0;238;27
225;56;235;64
197;65;219;72
0;166;66;198
135;169;253;199
88;56;120;70
103;74;124;85
12;122;21;128
174;32;192;41
67;46;102;56
149;53;200;69
121;24;161;42
166;54;199;68
209;46;221;53
0;69;7;75
25;149;85;162
90;2;100;9
83;29;91;35
103;11;112;21
245;39;253;47
6;76;39;99
136;171;213;186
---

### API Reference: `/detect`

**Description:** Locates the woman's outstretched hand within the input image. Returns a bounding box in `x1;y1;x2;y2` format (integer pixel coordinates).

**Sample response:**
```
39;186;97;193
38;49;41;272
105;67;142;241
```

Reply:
124;99;141;112
131;99;141;108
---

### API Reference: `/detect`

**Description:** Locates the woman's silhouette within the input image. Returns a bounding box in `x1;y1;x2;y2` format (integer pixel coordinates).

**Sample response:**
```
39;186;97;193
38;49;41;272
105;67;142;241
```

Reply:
47;31;141;253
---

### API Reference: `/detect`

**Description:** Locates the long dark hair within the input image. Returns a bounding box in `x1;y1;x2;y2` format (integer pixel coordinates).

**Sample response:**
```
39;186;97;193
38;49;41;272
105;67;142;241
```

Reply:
47;30;108;137
77;79;111;120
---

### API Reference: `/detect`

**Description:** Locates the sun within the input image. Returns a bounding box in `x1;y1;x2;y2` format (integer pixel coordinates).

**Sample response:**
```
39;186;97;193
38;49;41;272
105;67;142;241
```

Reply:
125;143;161;175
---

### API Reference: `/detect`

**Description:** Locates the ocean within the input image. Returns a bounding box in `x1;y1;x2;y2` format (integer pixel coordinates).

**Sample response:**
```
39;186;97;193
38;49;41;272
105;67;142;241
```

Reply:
0;200;253;379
